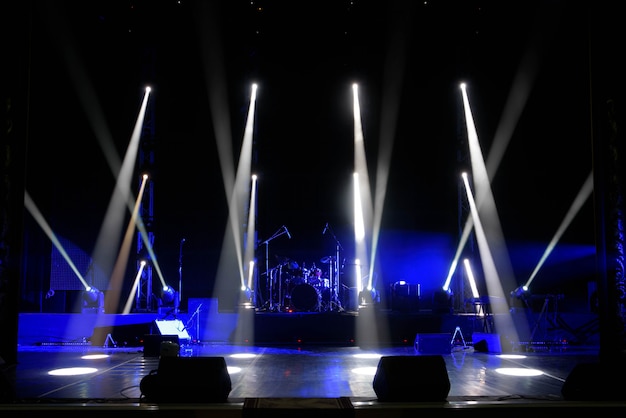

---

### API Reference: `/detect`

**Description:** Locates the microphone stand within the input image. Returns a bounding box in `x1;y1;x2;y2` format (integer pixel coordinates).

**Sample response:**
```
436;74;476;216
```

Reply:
260;226;290;311
185;303;202;343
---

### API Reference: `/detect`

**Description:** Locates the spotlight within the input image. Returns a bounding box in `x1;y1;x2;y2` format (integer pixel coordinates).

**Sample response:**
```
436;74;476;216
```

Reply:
391;281;420;313
243;286;252;300
161;285;177;304
158;285;180;315
82;286;104;313
511;286;529;300
83;286;100;304
359;287;379;308
238;286;253;307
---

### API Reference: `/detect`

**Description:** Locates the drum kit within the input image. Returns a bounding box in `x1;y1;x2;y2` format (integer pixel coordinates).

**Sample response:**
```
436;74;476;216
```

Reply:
264;256;342;312
257;223;345;313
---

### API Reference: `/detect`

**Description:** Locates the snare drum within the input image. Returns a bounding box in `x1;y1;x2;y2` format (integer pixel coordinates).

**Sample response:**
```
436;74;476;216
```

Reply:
307;268;323;285
315;278;330;289
289;267;308;285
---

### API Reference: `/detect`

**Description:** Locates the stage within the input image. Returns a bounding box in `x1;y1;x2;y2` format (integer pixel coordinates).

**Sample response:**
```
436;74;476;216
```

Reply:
4;332;624;418
17;298;601;351
6;300;624;417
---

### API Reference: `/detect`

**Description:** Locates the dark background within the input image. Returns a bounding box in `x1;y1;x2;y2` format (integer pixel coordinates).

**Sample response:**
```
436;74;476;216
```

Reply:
20;1;598;313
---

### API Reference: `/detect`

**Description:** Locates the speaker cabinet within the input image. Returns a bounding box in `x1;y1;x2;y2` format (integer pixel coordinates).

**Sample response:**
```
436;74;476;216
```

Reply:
140;356;231;403
471;332;503;353
562;362;626;401
91;322;152;347
373;355;450;402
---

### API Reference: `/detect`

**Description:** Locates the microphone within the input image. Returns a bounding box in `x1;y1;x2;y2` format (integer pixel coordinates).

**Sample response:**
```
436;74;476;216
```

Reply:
181;238;186;243
284;226;292;239
322;223;328;235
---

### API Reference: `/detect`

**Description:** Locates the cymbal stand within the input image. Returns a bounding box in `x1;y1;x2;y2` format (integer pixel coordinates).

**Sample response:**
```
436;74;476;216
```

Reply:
262;267;275;311
277;265;285;312
260;226;290;311
325;224;344;312
267;265;285;312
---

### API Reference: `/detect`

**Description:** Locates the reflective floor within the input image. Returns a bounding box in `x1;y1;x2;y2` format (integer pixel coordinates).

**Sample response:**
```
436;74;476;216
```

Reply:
5;342;602;401
3;310;626;417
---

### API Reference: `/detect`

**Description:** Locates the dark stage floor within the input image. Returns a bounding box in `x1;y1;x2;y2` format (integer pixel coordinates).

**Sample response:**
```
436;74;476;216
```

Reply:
3;309;626;417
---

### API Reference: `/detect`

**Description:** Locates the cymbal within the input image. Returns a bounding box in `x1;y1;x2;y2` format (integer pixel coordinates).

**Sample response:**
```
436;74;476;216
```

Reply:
275;255;291;263
274;255;298;269
320;256;334;264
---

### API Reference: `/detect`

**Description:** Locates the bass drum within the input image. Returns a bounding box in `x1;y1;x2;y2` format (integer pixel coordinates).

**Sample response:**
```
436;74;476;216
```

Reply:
290;284;320;312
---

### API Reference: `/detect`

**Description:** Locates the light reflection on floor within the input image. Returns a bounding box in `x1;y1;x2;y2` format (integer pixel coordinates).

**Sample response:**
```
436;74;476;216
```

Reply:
13;342;600;401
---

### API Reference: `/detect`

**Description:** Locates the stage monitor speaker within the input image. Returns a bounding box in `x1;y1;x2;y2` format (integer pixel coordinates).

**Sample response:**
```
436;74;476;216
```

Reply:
140;356;231;403
373;355;450;402
471;332;502;353
562;362;626;401
91;322;152;347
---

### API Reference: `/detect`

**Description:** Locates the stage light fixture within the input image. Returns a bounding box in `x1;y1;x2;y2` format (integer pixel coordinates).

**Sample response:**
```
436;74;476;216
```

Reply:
158;285;180;314
82;286;104;313
391;281;420;313
359;287;380;307
511;285;529;300
161;285;177;304
83;286;101;304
